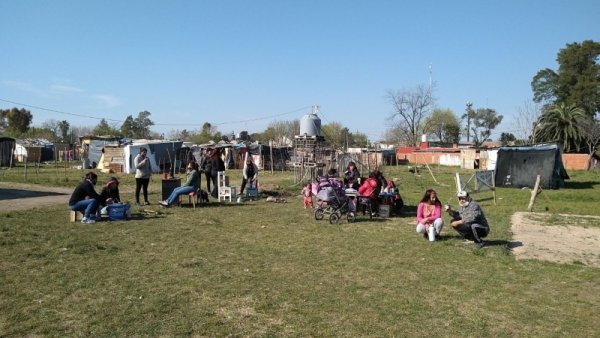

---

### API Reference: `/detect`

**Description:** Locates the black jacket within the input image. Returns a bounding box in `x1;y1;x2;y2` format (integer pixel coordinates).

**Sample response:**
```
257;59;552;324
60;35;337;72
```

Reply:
68;180;101;206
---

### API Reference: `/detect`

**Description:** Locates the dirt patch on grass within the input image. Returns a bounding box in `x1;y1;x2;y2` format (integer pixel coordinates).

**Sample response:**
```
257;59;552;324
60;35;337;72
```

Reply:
0;182;72;211
511;212;600;267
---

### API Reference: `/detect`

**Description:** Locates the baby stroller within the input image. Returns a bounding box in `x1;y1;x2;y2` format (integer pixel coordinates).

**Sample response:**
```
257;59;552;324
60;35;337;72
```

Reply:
313;178;356;224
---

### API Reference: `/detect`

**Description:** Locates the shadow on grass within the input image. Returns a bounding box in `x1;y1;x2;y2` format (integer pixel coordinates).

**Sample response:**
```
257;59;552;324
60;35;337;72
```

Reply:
563;181;600;189
505;240;523;249
0;188;67;200
128;213;167;221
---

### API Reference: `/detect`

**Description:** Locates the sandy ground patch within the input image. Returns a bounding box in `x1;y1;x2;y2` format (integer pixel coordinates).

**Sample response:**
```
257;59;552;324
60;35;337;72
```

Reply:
511;212;600;267
0;182;72;212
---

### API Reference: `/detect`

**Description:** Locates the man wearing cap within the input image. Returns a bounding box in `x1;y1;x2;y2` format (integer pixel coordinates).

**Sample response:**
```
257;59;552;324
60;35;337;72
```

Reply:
446;191;489;248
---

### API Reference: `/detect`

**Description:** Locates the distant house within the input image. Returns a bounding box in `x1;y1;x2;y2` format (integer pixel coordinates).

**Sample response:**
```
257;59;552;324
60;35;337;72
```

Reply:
80;136;121;168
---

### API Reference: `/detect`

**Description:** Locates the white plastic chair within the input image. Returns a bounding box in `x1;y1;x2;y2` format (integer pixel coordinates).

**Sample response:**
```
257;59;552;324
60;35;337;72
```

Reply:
217;171;236;202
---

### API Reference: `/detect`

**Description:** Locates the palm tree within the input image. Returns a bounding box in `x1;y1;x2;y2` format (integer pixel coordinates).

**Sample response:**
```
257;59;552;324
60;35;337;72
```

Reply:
533;103;587;152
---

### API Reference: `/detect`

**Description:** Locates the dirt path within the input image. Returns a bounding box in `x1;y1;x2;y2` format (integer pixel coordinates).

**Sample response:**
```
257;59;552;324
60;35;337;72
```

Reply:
0;181;141;212
511;212;600;267
0;182;73;212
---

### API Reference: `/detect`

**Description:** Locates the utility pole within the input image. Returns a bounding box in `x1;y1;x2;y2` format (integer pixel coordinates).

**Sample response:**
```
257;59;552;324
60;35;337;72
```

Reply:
464;102;473;143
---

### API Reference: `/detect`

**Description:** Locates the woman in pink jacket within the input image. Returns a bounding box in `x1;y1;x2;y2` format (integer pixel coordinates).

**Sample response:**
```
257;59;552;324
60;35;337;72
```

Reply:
416;189;444;240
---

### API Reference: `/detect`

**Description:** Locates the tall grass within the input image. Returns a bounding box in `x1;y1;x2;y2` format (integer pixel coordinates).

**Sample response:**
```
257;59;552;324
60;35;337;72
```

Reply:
1;164;599;336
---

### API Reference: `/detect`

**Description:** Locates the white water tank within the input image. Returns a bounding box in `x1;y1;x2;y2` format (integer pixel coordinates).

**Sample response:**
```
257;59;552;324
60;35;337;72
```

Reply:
300;113;321;136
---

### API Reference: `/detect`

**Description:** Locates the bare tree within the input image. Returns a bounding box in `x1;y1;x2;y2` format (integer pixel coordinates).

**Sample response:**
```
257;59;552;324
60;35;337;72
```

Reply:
265;119;299;146
386;84;434;146
578;117;600;169
512;100;542;143
383;120;415;146
41;119;60;139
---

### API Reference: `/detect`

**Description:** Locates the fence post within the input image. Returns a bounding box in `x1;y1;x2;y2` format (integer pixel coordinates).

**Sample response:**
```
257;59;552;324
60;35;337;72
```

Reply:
527;175;542;212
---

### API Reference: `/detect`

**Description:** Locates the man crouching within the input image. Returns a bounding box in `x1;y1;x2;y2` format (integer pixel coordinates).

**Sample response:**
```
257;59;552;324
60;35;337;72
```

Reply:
445;191;490;248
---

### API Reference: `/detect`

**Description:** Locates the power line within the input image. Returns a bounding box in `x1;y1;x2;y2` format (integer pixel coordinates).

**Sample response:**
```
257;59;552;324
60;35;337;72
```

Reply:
0;98;311;129
0;98;124;123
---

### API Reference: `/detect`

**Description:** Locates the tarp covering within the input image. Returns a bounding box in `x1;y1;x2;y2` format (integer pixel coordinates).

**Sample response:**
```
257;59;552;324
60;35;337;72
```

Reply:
494;144;569;189
122;141;183;174
0;137;15;167
86;139;120;168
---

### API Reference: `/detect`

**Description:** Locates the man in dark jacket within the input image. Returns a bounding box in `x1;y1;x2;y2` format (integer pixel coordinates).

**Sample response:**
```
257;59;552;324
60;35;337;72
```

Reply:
200;148;212;193
446;190;490;248
69;172;102;224
209;148;225;198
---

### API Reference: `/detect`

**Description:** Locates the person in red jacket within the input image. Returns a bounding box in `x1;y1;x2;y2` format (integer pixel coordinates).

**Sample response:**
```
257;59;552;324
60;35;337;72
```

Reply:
358;171;381;215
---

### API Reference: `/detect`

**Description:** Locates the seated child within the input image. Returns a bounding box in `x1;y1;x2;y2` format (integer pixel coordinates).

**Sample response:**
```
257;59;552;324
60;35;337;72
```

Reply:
99;176;121;216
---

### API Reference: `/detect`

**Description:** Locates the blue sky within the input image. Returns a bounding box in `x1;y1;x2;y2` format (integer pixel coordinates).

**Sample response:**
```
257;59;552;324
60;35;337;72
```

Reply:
1;0;599;141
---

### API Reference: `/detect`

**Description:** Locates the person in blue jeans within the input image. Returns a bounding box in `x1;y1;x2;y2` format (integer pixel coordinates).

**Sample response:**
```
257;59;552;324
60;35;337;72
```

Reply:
69;172;102;224
159;161;201;207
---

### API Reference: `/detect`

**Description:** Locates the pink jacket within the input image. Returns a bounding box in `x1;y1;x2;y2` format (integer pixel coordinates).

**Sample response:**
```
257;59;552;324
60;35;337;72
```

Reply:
417;202;442;224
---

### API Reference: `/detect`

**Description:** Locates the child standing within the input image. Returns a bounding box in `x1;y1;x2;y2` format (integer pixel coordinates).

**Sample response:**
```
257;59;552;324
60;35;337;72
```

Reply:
302;182;313;208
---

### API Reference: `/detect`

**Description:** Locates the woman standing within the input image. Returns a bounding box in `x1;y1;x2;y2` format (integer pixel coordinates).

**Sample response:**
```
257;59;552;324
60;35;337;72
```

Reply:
416;189;444;240
134;147;152;206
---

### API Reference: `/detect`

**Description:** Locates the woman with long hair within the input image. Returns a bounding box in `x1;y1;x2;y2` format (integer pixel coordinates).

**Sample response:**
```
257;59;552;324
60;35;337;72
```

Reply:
416;189;444;240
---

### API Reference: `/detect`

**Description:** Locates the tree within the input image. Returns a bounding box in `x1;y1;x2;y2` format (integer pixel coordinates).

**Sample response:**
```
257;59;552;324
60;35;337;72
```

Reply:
180;129;191;141
1;107;33;134
21;127;56;140
192;122;218;144
133;111;154;138
58;120;70;142
41;119;60;140
577;117;600;169
386;84;434;146
0;109;7;130
512;100;542;143
499;132;517;146
321;122;346;149
462;102;476;142
423;108;461;145
350;131;369;148
92;118;120;136
533;103;587;152
470;108;503;149
261;119;299;146
532;40;600;117
120;115;135;138
71;126;92;139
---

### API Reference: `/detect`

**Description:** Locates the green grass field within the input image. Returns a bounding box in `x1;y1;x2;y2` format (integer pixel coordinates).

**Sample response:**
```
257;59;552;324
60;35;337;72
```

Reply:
1;164;599;336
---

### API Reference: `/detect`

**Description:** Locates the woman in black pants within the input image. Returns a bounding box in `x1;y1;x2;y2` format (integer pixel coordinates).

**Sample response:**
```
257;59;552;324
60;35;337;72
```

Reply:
134;147;152;205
